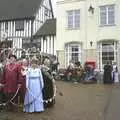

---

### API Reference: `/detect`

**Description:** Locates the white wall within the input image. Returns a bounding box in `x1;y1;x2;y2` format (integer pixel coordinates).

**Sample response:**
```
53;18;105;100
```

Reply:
56;0;120;67
56;0;86;50
41;35;56;55
57;0;120;50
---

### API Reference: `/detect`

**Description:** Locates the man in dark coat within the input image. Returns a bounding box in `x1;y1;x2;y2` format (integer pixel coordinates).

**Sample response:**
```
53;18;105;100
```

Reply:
41;58;55;108
103;62;112;84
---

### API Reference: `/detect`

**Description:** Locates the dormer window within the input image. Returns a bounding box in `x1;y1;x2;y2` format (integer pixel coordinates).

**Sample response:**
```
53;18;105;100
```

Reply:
15;20;24;31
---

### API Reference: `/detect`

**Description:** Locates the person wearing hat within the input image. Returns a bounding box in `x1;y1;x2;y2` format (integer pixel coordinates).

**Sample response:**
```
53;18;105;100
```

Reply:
0;54;22;111
24;56;44;113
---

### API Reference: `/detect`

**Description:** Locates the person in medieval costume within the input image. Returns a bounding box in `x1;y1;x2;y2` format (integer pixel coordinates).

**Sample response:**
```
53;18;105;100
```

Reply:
82;63;94;83
41;57;56;108
74;61;84;83
0;54;21;111
66;60;75;81
51;56;59;73
112;62;119;84
24;56;44;113
113;66;119;84
103;62;112;84
19;59;29;103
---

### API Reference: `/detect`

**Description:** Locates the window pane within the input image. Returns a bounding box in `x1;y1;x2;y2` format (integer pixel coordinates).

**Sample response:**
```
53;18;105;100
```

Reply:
67;11;73;28
72;53;78;62
71;45;79;62
72;46;78;52
102;43;114;65
67;10;80;29
15;20;24;31
99;5;115;26
65;43;81;66
5;22;8;30
74;10;80;28
100;6;107;25
108;5;115;25
68;16;73;28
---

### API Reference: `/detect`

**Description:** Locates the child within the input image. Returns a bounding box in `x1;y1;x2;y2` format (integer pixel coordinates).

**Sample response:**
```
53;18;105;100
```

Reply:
114;66;119;85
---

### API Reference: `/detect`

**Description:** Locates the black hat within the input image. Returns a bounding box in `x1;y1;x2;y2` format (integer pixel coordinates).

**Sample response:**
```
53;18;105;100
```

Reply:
8;54;17;59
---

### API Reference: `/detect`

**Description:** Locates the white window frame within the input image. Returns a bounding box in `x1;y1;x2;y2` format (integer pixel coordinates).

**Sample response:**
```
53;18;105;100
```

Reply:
65;42;82;67
99;4;115;26
66;9;80;29
97;41;117;71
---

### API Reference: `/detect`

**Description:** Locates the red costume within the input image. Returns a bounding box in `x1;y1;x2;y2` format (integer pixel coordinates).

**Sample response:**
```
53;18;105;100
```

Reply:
1;63;21;93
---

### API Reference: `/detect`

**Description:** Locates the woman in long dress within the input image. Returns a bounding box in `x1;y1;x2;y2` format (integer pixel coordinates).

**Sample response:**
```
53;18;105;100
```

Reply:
114;66;119;84
41;57;56;108
24;57;44;113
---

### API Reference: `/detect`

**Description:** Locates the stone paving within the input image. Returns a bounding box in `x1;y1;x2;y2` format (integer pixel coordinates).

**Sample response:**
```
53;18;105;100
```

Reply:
0;81;119;120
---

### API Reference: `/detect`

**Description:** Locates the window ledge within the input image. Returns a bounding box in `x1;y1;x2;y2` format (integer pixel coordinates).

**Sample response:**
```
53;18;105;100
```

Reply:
66;27;80;30
99;24;116;27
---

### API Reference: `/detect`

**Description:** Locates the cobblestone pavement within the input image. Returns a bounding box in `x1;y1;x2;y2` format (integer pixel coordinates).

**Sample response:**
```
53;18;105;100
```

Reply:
0;81;116;120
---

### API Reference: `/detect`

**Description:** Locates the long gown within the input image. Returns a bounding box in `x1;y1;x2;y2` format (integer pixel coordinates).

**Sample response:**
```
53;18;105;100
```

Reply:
24;67;44;113
0;63;21;110
42;67;55;108
103;64;112;84
114;72;119;83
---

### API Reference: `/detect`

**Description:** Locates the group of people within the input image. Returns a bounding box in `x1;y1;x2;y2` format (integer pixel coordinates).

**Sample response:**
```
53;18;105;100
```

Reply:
65;61;84;83
65;61;96;83
0;53;119;112
0;54;56;113
103;61;119;84
64;60;119;84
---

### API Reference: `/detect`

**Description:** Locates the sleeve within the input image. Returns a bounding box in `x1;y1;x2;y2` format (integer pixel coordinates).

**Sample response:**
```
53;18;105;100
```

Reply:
39;69;44;89
0;66;6;84
26;69;30;89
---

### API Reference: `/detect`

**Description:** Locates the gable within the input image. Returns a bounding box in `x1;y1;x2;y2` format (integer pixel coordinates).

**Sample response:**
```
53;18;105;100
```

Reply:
0;0;43;21
43;0;51;10
34;18;56;36
42;0;53;16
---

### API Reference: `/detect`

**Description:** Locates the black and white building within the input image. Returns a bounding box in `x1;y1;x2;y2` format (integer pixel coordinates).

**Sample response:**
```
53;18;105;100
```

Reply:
0;0;54;56
33;18;56;55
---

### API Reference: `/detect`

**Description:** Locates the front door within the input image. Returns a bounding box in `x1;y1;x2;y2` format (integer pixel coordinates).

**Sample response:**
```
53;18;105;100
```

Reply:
97;41;117;71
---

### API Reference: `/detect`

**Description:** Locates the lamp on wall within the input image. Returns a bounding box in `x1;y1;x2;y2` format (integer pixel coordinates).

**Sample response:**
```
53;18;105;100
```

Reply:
90;41;93;46
88;5;94;14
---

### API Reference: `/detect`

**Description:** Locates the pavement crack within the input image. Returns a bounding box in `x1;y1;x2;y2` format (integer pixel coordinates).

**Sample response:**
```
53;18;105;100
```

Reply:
102;86;113;120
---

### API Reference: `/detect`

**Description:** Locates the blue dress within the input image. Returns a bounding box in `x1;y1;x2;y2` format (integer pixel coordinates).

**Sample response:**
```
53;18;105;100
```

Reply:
24;67;44;113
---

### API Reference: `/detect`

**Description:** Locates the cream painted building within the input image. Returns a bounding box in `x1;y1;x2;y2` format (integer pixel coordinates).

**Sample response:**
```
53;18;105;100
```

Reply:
56;0;120;71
